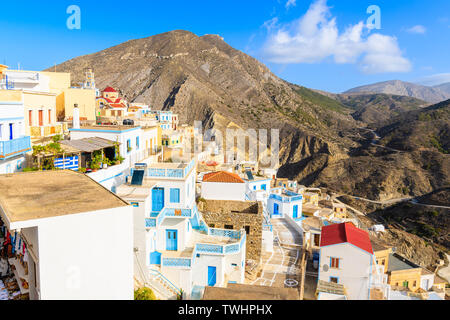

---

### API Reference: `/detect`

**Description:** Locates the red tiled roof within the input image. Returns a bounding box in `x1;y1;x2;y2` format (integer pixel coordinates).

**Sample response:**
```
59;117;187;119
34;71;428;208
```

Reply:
110;103;126;108
103;86;117;93
320;222;373;254
203;171;245;183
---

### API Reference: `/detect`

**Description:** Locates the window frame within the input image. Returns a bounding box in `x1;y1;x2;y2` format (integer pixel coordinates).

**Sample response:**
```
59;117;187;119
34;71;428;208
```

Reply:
330;257;340;269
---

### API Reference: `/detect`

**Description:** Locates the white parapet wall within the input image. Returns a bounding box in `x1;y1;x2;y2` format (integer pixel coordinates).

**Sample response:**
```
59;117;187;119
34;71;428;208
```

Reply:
87;161;130;191
262;229;274;253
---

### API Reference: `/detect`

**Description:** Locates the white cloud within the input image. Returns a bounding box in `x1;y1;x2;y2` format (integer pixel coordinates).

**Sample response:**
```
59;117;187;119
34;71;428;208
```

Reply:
262;0;412;74
286;0;297;9
406;25;426;34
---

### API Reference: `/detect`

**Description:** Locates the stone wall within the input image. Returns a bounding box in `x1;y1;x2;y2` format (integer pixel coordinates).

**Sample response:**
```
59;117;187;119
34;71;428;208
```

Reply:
200;200;263;262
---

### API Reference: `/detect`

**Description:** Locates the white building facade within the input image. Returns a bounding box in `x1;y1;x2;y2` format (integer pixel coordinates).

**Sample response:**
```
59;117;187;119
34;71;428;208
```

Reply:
118;160;246;300
0;97;31;174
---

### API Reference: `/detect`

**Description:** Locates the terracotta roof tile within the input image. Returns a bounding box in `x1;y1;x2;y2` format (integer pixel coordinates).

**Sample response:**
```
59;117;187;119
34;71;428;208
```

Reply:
203;171;245;183
103;86;117;93
320;222;373;255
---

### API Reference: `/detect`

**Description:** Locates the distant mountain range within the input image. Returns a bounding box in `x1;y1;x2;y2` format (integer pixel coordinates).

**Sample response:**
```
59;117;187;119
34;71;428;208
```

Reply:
345;80;450;104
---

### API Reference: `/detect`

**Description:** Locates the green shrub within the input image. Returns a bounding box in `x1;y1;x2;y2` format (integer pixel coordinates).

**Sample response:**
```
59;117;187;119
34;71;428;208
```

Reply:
134;287;157;300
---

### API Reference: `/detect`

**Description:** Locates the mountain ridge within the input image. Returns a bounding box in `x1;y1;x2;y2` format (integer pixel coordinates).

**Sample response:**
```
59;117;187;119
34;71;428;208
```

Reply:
345;80;450;104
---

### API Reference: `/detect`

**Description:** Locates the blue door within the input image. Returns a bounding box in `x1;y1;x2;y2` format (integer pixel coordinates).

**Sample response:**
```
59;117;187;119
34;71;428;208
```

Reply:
273;203;280;216
207;266;217;286
9;123;13;140
293;205;298;219
152;188;164;212
166;230;178;251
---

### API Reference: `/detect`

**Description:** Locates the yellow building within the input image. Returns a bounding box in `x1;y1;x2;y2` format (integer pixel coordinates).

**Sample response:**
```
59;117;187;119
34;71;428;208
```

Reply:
143;125;162;152
42;71;96;121
22;90;64;138
333;203;348;219
162;131;182;147
304;192;319;206
386;253;424;292
372;241;392;274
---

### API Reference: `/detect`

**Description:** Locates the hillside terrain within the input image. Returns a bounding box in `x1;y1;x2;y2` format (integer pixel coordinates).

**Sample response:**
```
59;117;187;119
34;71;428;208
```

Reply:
336;93;427;125
377;99;450;154
345;80;450;104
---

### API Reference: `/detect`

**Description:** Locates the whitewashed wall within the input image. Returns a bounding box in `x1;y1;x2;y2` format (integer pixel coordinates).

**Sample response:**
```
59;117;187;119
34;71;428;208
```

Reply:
34;205;134;300
201;181;246;201
319;243;372;300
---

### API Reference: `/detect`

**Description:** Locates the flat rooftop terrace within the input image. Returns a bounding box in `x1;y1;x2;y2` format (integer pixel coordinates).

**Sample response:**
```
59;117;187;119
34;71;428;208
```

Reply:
388;253;420;272
0;170;128;223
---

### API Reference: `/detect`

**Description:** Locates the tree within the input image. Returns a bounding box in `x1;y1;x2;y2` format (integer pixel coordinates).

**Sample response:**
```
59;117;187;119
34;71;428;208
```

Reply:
134;287;157;300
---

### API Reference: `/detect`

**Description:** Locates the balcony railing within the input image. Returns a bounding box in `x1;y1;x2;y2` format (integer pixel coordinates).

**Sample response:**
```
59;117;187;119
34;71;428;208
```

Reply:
147;159;195;179
0;136;31;159
161;229;247;269
269;193;303;203
145;206;197;229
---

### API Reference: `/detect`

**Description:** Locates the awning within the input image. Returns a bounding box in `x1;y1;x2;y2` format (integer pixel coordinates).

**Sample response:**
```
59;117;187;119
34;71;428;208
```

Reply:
60;137;119;153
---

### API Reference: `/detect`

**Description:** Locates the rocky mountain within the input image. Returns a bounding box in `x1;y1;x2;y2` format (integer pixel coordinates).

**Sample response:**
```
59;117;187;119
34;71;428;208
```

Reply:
434;82;450;95
49;30;449;204
345;80;450;104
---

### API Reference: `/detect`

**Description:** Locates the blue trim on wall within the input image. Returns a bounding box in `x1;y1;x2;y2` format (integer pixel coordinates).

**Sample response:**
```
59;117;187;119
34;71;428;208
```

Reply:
69;127;141;133
98;172;123;184
0;117;25;122
0;102;23;106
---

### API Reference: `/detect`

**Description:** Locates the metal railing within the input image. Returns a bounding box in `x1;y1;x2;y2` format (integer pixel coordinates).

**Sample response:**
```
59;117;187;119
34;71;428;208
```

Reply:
145;206;196;229
269;193;303;203
148;269;182;296
146;158;195;179
0;136;31;159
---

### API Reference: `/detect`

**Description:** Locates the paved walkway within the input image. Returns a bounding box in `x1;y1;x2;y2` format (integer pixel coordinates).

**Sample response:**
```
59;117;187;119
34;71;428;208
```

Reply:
438;254;450;284
248;219;303;289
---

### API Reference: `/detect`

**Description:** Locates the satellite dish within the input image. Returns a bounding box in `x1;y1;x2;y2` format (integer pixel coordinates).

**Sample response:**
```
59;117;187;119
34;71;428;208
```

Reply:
323;264;329;272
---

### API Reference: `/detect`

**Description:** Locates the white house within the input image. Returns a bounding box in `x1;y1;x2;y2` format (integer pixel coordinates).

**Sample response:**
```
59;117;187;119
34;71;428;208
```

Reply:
117;160;246;300
0;93;31;174
0;170;134;300
267;188;303;219
201;171;247;201
318;222;381;300
69;125;143;162
69;123;159;192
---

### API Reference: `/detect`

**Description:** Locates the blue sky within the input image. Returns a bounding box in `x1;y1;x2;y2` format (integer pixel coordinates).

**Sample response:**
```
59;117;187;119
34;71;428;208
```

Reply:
0;0;449;93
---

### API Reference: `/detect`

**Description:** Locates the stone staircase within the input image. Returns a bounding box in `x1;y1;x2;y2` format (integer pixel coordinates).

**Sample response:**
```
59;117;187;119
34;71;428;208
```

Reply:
148;268;180;300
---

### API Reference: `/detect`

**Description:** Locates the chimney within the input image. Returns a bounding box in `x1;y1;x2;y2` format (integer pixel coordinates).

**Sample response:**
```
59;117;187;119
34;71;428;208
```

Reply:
73;104;80;129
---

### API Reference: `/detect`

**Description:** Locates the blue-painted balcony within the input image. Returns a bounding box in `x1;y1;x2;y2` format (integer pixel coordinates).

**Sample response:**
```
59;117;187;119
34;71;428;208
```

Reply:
146;158;195;180
145;205;199;229
269;190;303;203
158;228;246;270
0;136;31;160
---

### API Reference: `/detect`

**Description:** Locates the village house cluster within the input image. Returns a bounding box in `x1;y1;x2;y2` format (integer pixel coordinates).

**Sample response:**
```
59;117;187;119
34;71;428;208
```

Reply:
0;66;448;300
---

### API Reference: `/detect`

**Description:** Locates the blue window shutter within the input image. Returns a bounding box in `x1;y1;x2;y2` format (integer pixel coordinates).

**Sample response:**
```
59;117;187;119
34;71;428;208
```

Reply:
136;137;139;150
170;188;180;203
